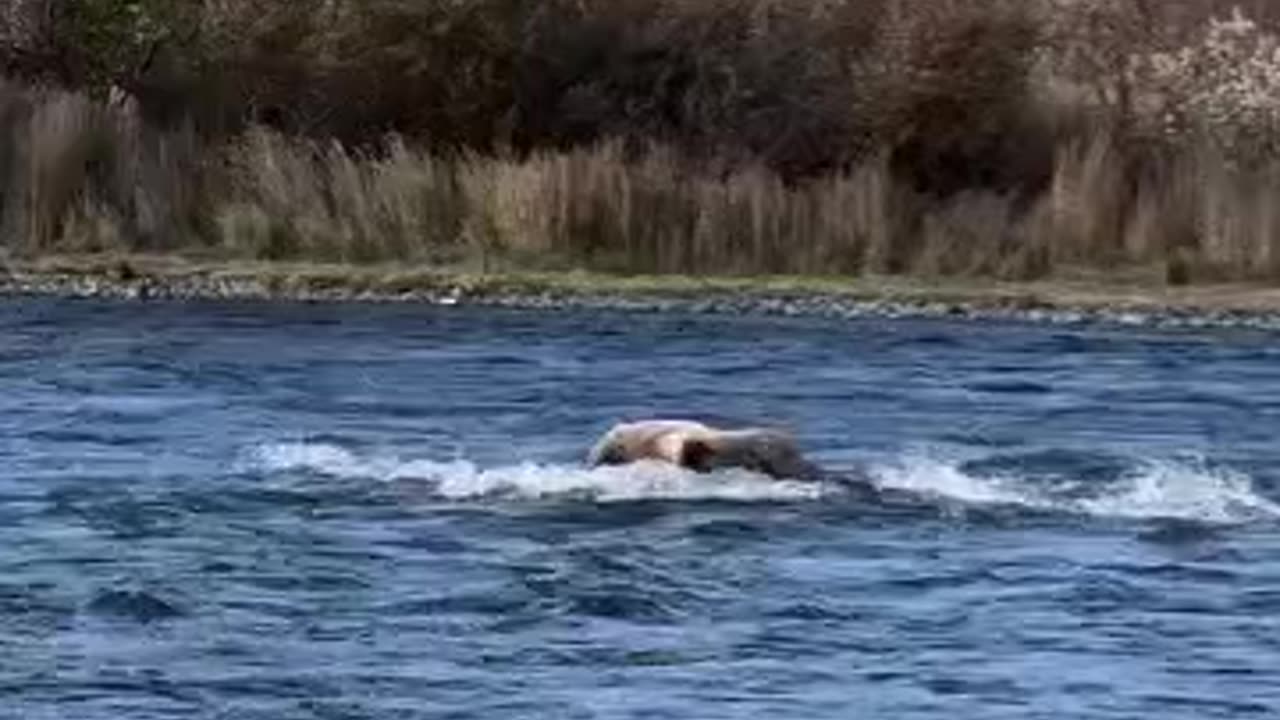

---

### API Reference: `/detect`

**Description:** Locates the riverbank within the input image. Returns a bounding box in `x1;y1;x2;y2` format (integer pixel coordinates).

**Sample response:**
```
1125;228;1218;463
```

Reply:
6;254;1280;331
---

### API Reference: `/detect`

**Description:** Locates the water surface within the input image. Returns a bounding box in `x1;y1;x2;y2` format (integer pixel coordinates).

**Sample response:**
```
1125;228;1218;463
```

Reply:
3;298;1280;719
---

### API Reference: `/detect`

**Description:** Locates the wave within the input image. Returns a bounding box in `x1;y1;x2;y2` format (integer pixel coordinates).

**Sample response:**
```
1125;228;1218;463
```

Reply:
873;451;1280;524
246;442;1280;523
247;443;832;502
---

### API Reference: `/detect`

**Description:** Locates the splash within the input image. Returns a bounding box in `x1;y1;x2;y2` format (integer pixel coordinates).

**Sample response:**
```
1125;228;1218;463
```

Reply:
247;442;1280;522
1076;458;1280;523
248;443;832;503
872;452;1280;524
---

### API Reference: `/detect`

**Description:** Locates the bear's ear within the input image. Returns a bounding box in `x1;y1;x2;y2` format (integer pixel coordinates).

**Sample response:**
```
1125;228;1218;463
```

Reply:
679;438;716;472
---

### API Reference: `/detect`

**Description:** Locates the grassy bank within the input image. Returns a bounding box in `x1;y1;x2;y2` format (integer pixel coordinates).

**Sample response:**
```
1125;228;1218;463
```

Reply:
1;2;1280;290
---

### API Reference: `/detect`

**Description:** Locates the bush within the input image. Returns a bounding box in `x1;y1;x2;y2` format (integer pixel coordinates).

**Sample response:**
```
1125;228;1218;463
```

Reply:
0;0;1053;188
1148;8;1280;162
874;0;1049;195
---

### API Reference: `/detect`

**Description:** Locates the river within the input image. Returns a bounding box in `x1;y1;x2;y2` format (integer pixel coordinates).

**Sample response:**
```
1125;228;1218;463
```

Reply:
3;297;1279;718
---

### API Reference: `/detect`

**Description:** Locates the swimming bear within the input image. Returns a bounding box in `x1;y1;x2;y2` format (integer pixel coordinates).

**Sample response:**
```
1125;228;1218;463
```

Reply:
586;419;823;481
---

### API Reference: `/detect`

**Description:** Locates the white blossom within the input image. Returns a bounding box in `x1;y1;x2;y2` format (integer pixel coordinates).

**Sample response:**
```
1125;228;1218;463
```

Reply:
1144;7;1280;160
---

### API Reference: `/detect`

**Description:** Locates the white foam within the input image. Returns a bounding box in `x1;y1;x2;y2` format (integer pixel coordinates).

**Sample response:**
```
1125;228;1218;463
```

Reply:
1076;458;1280;523
247;442;1280;522
872;452;1280;524
248;443;831;502
870;453;1029;507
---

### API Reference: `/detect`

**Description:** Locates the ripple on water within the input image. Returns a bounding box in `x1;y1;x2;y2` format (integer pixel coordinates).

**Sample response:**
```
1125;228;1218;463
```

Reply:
84;589;185;624
963;380;1055;395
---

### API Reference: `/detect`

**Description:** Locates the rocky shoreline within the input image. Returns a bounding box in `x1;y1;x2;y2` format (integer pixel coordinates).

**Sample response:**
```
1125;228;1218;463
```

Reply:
5;261;1280;332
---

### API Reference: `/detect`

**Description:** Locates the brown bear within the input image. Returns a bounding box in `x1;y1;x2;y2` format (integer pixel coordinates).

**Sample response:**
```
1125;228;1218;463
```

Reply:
586;419;823;480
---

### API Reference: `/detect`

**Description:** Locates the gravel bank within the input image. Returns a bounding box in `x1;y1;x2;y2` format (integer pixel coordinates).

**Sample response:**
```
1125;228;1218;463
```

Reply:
5;262;1280;332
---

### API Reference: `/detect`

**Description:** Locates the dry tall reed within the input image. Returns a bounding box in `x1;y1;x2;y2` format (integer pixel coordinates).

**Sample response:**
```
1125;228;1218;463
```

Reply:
0;81;1278;285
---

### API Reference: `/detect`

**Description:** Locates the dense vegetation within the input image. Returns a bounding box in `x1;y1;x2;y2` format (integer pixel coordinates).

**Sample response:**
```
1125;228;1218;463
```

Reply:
2;0;1280;283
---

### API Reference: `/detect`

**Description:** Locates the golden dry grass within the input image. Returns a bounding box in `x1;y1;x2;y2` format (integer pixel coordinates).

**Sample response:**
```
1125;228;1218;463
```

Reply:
4;89;1280;288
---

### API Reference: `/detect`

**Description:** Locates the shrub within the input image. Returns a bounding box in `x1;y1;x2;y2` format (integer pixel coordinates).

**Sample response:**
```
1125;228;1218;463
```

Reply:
1148;8;1280;162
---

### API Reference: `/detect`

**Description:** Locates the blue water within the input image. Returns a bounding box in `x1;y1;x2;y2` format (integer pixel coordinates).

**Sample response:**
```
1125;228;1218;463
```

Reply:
4;298;1280;719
